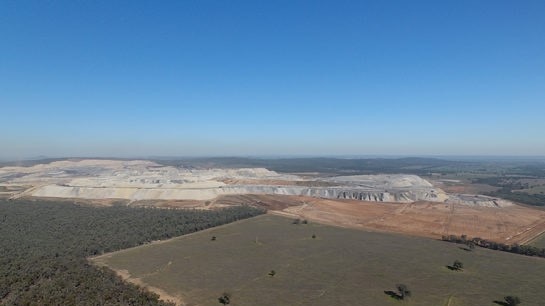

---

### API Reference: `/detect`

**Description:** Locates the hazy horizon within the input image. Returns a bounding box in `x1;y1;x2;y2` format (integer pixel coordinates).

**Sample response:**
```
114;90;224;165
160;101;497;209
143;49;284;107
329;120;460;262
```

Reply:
2;154;545;164
2;1;544;158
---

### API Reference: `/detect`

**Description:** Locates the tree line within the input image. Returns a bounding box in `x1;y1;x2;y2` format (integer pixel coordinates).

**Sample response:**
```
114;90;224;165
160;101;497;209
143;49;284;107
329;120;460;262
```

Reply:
441;234;545;258
0;199;264;305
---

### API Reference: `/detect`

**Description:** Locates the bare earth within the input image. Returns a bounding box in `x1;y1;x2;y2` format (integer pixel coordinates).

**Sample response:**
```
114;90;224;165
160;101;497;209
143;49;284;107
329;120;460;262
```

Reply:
269;196;545;244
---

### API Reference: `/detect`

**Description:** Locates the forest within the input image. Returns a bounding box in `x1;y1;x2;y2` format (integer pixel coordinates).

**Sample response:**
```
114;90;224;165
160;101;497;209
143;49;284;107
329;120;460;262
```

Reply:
0;199;264;305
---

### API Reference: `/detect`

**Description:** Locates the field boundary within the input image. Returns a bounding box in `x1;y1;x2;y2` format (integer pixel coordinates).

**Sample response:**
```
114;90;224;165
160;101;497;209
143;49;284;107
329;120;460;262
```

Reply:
90;213;268;261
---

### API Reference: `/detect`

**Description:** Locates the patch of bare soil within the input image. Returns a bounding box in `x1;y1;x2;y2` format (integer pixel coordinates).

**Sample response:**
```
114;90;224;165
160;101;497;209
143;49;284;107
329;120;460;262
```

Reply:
280;198;545;244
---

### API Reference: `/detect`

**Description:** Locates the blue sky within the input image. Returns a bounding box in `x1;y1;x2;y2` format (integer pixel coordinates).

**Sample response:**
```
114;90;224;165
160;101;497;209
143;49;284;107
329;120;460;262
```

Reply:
1;1;544;159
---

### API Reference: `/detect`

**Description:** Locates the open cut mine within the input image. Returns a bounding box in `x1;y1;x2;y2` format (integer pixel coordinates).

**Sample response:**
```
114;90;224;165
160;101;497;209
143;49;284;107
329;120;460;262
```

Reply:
0;159;510;207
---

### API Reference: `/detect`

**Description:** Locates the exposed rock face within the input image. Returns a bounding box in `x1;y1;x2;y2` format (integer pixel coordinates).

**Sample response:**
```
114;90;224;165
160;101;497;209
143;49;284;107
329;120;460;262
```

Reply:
309;189;442;202
316;174;446;202
446;194;514;207
0;159;512;206
29;184;444;202
322;174;434;188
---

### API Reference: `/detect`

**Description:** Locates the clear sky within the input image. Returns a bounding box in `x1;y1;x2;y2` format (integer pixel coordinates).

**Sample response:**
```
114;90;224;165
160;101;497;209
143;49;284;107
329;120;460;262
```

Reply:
1;1;544;159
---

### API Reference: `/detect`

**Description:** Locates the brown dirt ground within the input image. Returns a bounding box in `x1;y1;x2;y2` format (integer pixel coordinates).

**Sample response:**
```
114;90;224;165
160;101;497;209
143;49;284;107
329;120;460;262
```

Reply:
273;197;545;244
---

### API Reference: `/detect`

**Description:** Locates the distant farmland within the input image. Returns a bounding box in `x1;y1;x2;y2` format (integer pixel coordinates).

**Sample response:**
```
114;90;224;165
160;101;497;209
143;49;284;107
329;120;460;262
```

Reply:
93;215;545;306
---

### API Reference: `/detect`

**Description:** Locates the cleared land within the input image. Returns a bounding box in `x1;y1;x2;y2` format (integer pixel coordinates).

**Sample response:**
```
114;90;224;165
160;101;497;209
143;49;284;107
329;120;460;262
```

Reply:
277;197;545;244
93;214;545;306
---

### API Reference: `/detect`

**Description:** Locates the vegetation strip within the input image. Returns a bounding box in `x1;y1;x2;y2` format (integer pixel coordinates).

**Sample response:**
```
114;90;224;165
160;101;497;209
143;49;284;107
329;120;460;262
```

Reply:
441;234;545;258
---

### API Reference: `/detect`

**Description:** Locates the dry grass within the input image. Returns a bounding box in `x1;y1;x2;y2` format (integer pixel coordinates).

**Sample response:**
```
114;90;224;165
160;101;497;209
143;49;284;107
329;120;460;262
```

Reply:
92;214;545;306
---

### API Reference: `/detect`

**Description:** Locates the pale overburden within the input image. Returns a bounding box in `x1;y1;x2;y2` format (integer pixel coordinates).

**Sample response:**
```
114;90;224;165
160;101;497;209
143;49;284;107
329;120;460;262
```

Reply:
0;159;512;206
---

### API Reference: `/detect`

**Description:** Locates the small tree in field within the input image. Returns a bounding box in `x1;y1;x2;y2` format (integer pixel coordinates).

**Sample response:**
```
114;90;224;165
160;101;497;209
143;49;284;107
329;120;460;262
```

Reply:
504;296;521;306
396;284;411;300
268;270;276;277
218;292;231;305
452;260;463;271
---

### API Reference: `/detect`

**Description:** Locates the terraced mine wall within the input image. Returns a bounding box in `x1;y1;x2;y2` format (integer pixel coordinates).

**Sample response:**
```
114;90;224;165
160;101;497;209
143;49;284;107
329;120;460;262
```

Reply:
30;184;445;203
2;160;511;207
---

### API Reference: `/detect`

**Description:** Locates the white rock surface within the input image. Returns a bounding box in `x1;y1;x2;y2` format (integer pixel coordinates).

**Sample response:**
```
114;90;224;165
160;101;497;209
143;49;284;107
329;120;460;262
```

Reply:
446;194;514;207
0;159;511;206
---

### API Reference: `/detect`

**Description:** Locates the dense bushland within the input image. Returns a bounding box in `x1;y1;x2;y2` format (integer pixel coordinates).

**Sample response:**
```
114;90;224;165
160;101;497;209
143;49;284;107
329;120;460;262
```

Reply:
0;200;264;305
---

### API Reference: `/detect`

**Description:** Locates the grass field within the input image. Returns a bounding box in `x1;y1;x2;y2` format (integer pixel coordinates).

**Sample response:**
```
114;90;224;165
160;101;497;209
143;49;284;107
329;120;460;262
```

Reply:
93;215;545;306
530;233;545;248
